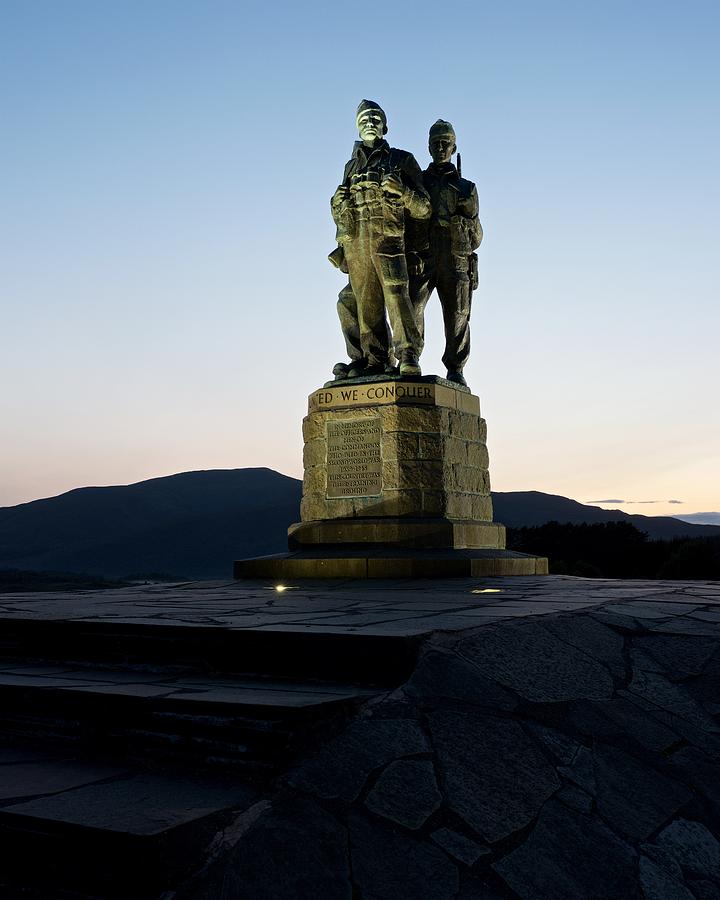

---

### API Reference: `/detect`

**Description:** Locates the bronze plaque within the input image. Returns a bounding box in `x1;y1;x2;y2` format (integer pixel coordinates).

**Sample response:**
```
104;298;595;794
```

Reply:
326;418;382;498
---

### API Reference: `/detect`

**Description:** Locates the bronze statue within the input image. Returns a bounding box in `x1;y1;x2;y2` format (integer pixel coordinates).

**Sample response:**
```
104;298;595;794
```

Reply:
331;100;430;378
411;120;482;386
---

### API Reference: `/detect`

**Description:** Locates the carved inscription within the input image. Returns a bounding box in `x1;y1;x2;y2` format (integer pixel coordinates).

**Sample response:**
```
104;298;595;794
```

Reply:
326;418;382;498
311;382;436;411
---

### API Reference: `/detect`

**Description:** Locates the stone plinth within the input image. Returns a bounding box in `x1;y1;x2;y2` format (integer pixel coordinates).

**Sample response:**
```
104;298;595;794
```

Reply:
300;378;492;524
235;375;547;578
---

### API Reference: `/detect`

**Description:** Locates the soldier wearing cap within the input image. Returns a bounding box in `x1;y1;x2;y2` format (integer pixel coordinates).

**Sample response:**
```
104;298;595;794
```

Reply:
331;100;430;377
411;119;483;386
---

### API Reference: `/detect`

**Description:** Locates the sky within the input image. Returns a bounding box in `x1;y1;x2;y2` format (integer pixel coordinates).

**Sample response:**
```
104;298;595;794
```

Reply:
1;0;718;517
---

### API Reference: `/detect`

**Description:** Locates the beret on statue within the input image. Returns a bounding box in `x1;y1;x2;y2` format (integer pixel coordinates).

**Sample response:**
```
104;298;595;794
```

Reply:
356;99;388;133
429;119;456;142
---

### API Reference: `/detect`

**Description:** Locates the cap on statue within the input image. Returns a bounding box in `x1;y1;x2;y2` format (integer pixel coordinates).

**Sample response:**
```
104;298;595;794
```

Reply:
356;99;388;133
429;119;456;142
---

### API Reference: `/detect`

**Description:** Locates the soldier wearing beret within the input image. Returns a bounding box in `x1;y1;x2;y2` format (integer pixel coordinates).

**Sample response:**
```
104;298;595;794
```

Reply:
331;100;430;377
411;119;483;386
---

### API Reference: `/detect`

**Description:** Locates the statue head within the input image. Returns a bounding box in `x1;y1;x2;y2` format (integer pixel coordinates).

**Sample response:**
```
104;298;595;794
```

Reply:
429;119;457;165
356;99;388;146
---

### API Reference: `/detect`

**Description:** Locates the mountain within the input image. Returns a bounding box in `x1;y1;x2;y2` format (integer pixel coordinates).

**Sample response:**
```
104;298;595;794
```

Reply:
0;468;301;579
0;471;717;579
672;512;720;527
492;491;720;539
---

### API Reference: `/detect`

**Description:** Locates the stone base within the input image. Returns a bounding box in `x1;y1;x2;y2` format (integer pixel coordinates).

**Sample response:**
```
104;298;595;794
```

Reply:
234;548;548;579
288;517;506;550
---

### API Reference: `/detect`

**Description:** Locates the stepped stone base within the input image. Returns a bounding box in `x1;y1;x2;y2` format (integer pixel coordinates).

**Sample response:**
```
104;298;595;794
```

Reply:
288;517;506;550
236;375;547;579
234;547;548;579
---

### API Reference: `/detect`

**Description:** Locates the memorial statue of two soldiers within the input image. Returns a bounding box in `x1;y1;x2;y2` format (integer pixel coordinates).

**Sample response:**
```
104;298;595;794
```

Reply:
330;103;482;387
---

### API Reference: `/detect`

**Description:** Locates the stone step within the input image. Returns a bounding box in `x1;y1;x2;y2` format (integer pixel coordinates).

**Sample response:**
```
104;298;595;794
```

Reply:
0;661;375;772
0;616;420;684
0;745;261;898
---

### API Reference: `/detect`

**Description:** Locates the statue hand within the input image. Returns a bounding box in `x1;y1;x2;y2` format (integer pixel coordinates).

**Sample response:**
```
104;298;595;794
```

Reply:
381;173;405;199
331;185;349;207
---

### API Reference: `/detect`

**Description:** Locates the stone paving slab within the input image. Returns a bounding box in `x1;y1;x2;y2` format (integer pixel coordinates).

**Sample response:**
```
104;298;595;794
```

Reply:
0;576;718;637
0;664;375;706
0;767;258;835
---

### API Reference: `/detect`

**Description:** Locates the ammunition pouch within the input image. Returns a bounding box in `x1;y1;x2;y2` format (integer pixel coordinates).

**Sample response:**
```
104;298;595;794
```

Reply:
469;252;479;291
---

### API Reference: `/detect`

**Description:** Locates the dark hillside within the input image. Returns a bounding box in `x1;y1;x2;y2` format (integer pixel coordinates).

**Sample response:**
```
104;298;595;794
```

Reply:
0;468;301;579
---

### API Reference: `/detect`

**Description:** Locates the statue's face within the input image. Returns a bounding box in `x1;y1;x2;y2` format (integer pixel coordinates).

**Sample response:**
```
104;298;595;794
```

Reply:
357;109;386;145
429;136;455;165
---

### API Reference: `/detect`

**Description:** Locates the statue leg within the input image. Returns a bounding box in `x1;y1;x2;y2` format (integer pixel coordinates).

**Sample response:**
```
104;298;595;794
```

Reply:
437;260;471;373
408;259;435;357
374;243;421;358
337;282;362;362
345;239;391;368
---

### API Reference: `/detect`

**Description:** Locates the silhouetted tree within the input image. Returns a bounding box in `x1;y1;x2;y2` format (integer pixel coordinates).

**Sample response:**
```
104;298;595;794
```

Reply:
507;521;720;580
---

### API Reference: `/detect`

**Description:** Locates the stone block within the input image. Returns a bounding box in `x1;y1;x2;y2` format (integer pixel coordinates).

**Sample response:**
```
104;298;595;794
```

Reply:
466;442;490;469
303;438;326;468
470;555;546;576
478;417;487;443
302;413;325;443
418;433;443;459
380;405;446;434
443;437;467;464
445;493;473;520
454;522;505;549
493;802;638;900
382;459;443;491
428;710;560;842
431;829;489;866
422;491;446;516
448;410;480;442
455;391;481;415
470;495;494;521
288;718;429;802
653;819;720;882
301;493;354;521
303;466;327;495
365;760;441;829
593;744;692;841
383;431;419;460
367;489;423;518
451;464;488;493
457;619;615;702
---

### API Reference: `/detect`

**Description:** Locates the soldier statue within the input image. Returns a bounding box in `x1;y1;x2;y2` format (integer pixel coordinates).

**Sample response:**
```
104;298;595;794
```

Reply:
330;100;430;378
411;119;482;387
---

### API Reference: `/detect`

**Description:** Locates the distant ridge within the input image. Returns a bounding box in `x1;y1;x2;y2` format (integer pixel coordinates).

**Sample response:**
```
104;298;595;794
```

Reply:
492;490;720;539
0;470;717;578
672;512;720;526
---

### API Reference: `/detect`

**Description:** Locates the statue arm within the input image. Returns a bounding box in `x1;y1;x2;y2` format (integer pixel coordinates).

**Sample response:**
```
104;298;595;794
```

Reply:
399;154;431;220
455;184;483;250
330;185;349;225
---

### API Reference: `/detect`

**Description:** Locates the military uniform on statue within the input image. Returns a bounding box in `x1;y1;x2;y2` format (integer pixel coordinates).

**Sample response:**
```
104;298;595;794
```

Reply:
331;100;430;378
410;119;482;387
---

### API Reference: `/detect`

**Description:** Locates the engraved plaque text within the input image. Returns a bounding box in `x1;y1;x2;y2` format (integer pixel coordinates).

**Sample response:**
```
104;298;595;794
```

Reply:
326;418;382;498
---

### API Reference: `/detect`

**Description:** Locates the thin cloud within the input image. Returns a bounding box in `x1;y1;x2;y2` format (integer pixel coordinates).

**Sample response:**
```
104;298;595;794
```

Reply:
586;498;684;506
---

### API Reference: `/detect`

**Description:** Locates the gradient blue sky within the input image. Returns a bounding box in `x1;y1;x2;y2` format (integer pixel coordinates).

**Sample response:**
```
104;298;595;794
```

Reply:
2;0;718;515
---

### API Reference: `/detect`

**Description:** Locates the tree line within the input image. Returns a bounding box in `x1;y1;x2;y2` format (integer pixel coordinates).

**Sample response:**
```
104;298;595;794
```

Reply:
507;521;720;580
